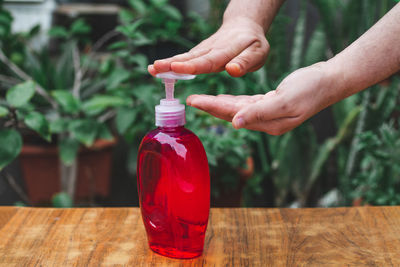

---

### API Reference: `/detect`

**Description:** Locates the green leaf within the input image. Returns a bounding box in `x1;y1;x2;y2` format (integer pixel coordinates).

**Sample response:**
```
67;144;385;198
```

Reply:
99;58;113;74
0;129;22;170
116;107;137;134
52;192;74;208
304;24;326;66
107;41;128;50
128;54;148;69
69;119;99;147
128;0;147;15
0;10;13;27
24;112;51;142
307;138;337;192
97;123;113;140
51;90;80;114
119;9;135;23
150;0;168;7
27;24;41;38
290;0;306;71
116;19;144;38
48;26;69;39
70;19;91;35
163;5;182;21
132;32;153;46
312;0;340;53
0;106;9;117
82;95;132;115
10;52;24;65
49;118;68;134
106;68;131;90
6;80;36;107
59;137;80;165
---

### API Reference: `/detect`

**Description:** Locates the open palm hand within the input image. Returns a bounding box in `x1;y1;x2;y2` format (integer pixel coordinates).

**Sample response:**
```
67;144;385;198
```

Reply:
187;63;336;135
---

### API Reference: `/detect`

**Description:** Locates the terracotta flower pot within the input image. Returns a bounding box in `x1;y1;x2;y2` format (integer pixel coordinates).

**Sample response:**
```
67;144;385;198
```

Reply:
19;139;115;205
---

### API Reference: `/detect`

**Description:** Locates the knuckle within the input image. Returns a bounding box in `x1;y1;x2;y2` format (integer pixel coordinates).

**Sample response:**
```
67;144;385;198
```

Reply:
217;48;232;61
279;102;288;113
236;56;251;68
264;40;270;50
262;41;270;57
238;33;252;43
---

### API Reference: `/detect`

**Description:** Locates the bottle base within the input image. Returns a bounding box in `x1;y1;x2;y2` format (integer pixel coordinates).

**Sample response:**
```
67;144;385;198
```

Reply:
149;244;203;259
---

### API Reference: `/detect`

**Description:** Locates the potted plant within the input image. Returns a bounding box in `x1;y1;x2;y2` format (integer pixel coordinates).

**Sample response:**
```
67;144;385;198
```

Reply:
0;6;132;205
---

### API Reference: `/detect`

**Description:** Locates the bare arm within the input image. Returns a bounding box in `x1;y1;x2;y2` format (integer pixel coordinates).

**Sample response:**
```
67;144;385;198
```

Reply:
149;0;284;77
223;0;284;32
187;3;400;135
326;3;400;103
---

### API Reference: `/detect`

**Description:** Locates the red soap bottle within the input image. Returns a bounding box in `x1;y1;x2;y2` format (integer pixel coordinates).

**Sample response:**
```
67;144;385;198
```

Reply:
137;72;210;259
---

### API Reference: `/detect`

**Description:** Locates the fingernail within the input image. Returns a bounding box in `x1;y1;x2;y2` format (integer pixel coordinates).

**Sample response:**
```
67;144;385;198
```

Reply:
227;63;241;77
234;117;245;129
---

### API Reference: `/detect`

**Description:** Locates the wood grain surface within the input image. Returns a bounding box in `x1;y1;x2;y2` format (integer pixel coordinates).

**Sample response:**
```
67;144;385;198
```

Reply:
0;206;399;266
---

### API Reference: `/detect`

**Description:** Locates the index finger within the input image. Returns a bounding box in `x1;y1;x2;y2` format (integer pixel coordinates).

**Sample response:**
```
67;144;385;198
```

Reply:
187;94;260;122
153;48;211;73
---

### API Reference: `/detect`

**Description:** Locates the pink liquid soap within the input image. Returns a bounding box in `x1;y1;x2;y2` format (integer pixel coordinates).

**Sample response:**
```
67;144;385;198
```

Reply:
137;72;210;259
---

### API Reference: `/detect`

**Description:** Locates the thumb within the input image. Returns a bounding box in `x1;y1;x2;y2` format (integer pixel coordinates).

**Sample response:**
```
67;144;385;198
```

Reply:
226;41;269;77
232;91;281;129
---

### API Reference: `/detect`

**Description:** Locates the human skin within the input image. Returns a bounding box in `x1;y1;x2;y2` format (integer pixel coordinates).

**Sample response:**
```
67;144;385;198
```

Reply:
186;3;400;135
148;0;284;77
149;1;400;135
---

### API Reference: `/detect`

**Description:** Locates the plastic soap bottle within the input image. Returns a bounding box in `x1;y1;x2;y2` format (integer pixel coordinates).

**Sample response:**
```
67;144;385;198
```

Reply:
137;72;210;259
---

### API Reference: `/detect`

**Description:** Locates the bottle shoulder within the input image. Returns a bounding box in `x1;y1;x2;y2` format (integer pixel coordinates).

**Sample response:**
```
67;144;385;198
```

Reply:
143;127;200;144
139;126;205;154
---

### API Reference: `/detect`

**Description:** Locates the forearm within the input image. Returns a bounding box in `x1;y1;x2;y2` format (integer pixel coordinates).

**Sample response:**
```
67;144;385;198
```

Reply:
326;3;400;102
223;0;285;32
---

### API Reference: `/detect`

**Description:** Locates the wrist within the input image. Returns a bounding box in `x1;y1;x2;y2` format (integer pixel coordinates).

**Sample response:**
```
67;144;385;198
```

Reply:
222;14;265;31
222;0;285;33
320;59;348;105
221;16;266;34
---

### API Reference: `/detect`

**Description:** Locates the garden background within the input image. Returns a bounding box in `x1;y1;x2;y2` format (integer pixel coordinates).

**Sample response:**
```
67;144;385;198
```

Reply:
0;0;399;208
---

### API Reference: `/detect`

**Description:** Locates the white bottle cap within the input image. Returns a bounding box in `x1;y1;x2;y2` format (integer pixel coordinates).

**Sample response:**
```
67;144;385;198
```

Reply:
155;72;196;127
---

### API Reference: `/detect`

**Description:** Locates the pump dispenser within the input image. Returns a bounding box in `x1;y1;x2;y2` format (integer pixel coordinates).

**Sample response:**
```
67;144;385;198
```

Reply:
137;71;210;259
155;72;195;127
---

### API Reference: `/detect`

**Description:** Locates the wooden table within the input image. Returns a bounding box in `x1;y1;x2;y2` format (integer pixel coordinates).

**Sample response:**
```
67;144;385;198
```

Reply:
0;207;399;266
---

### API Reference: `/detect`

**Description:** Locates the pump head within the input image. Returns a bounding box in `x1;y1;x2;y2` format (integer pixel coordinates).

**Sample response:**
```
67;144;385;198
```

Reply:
155;72;196;127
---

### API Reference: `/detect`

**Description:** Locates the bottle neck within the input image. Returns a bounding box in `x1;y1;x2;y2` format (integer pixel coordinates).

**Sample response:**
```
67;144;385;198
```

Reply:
155;99;185;127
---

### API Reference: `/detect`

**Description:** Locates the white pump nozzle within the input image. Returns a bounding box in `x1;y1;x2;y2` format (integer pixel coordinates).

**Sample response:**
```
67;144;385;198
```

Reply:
155;72;196;127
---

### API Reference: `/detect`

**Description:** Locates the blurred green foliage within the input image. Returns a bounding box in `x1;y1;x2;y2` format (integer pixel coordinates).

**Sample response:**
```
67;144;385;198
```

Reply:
263;0;400;206
0;15;133;169
351;122;400;205
0;0;399;207
109;0;400;206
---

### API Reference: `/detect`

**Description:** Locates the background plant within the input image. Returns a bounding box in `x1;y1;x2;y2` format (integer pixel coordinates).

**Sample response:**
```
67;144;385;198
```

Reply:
1;0;399;207
105;0;400;207
0;6;133;204
350;121;400;205
254;0;400;206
